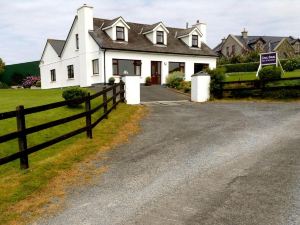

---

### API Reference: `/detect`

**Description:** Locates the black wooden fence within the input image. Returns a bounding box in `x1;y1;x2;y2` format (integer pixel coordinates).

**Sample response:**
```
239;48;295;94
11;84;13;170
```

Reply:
220;77;300;98
0;82;125;169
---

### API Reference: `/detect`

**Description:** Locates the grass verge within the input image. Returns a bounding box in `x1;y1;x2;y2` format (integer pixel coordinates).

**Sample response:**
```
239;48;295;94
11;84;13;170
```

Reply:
0;89;147;225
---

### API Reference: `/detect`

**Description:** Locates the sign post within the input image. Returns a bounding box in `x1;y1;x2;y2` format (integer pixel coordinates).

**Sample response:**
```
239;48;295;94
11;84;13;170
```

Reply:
256;52;283;77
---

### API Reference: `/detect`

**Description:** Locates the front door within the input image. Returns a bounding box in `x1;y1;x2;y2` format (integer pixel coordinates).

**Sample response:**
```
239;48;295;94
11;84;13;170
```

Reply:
151;61;161;85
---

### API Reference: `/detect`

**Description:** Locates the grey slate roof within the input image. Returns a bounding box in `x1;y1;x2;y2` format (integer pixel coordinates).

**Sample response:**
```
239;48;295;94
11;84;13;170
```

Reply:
177;27;195;37
142;22;162;33
48;39;65;55
90;18;217;57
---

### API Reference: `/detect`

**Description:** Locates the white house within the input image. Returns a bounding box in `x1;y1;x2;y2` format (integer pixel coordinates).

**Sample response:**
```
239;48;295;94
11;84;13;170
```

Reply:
40;4;217;89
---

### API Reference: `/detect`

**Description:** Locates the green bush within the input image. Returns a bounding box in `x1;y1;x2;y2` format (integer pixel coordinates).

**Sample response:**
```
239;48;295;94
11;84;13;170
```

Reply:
108;77;115;85
219;62;259;73
62;87;88;107
206;67;226;98
166;72;184;89
35;80;41;87
179;81;191;93
258;66;282;81
145;76;151;86
283;59;298;72
0;81;9;89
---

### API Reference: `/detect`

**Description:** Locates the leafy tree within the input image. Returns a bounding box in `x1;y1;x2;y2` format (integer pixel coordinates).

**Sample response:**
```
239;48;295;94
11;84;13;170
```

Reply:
0;58;5;75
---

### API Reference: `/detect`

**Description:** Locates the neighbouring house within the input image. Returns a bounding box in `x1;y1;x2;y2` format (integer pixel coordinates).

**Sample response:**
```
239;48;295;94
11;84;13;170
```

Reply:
40;4;217;89
213;29;300;59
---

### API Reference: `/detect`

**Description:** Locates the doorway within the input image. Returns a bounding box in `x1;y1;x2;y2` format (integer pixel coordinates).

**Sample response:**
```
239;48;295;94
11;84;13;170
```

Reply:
151;61;161;85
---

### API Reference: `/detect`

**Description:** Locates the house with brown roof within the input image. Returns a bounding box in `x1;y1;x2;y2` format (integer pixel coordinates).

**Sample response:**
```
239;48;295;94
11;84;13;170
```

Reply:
40;4;217;89
213;29;300;59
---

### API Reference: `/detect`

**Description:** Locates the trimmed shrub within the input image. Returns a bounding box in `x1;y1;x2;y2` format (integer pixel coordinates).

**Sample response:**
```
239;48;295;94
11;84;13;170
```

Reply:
35;80;41;87
179;81;191;93
206;67;226;99
145;76;152;86
0;81;9;89
258;66;281;81
62;87;88;107
22;76;40;88
219;62;259;73
166;72;184;89
108;77;115;85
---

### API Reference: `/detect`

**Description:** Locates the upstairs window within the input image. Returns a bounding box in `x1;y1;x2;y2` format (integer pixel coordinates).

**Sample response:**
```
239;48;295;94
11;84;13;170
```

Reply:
75;34;79;50
156;31;164;45
116;26;125;41
50;69;56;82
192;35;199;47
67;65;74;79
92;59;99;75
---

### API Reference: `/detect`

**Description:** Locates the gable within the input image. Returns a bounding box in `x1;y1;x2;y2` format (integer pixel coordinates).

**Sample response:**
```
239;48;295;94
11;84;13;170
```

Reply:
40;42;60;65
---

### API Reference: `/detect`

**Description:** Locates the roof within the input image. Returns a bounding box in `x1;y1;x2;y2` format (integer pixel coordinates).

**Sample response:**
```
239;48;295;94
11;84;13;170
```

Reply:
142;22;162;33
177;27;198;38
90;18;217;57
48;39;65;55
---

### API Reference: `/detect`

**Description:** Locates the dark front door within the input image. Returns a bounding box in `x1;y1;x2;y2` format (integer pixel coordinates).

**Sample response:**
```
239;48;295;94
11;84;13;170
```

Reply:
151;61;161;85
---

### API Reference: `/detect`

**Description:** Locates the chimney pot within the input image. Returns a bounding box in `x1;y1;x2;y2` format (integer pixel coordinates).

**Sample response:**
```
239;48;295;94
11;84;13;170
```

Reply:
186;22;189;29
197;20;200;23
242;28;248;39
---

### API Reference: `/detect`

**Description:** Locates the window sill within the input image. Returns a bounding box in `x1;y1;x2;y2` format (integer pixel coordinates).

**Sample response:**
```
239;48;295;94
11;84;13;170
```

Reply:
155;44;167;47
67;78;75;80
50;81;56;83
92;74;99;76
75;49;79;52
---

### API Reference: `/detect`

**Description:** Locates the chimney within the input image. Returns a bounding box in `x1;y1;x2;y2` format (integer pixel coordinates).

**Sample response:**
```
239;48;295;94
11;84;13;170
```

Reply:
241;28;248;39
186;22;189;29
221;37;226;43
77;4;94;87
193;20;207;44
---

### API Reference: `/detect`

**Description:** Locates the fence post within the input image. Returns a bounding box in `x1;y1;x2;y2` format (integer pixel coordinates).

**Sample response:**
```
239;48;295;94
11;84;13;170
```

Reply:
103;86;108;119
113;84;117;109
16;105;29;169
85;93;92;139
120;81;125;102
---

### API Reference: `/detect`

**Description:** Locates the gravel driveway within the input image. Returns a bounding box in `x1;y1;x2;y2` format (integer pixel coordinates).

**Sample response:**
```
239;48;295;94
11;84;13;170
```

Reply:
37;101;300;225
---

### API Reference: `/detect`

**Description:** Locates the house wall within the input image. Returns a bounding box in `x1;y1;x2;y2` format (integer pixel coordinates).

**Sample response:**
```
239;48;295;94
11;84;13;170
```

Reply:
104;50;216;84
293;41;300;55
276;39;296;59
221;35;245;57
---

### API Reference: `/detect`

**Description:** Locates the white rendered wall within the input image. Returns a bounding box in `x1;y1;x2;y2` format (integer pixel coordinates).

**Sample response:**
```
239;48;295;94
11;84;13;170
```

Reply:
104;50;216;84
104;20;129;42
123;76;140;104
191;75;211;102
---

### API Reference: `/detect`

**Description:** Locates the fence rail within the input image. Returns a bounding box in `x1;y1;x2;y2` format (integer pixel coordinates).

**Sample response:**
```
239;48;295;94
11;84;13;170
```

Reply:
0;82;125;169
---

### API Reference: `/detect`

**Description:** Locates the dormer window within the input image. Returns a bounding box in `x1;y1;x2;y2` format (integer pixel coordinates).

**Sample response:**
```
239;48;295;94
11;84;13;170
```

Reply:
157;31;164;45
192;35;198;47
116;26;125;41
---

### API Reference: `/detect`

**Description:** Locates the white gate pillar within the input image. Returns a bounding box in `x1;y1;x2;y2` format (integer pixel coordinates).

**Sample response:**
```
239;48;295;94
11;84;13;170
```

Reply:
191;71;211;102
122;75;140;105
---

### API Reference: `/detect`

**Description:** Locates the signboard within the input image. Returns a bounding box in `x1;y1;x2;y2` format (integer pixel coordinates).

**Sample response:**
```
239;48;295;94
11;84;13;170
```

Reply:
260;52;277;66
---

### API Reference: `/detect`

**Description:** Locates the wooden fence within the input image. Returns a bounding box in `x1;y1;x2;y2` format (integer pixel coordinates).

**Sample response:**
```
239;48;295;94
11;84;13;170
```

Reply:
220;77;300;97
0;82;125;169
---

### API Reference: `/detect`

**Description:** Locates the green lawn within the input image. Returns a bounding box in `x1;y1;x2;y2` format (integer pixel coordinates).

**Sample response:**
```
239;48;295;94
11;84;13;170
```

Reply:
224;69;300;82
0;89;142;225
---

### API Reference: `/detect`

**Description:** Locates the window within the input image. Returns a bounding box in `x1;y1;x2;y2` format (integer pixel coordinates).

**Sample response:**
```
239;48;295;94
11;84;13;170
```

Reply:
169;62;185;73
92;59;99;75
226;46;230;56
112;59;142;76
116;26;125;41
232;45;236;55
75;34;79;50
156;31;164;44
192;35;198;47
67;65;74;79
50;69;56;82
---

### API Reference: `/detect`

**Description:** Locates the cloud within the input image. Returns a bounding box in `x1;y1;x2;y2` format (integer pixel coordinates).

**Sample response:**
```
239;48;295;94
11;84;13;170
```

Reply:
0;0;299;64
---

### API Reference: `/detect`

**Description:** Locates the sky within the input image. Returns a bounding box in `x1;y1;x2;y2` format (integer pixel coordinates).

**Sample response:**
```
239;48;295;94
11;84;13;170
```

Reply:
0;0;299;65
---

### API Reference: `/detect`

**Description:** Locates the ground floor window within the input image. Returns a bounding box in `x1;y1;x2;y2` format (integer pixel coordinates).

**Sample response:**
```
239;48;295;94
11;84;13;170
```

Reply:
169;62;185;73
92;59;99;75
67;65;74;79
112;59;141;76
194;63;209;74
50;69;56;82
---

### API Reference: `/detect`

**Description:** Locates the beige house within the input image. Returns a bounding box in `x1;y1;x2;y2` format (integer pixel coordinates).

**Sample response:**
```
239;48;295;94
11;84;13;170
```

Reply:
214;29;300;59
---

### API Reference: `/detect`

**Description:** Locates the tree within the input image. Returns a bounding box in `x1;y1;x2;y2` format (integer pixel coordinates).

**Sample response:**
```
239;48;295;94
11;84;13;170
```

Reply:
0;58;5;74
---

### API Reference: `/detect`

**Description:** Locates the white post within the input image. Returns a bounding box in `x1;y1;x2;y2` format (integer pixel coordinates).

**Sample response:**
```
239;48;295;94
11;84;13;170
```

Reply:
122;75;140;105
191;71;211;102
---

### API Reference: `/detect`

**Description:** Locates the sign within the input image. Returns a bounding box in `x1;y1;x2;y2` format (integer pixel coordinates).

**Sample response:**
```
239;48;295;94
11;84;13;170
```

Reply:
260;52;277;66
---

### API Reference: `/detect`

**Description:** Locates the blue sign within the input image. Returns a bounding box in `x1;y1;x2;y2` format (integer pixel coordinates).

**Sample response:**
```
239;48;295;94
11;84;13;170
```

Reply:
261;52;277;66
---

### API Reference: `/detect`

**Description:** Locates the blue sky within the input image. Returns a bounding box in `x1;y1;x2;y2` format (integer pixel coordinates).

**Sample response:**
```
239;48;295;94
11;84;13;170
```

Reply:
0;0;299;64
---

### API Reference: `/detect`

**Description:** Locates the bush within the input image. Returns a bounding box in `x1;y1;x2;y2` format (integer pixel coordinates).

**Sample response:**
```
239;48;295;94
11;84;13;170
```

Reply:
0;81;9;89
108;77;115;85
22;76;40;88
166;72;184;89
35;80;41;87
206;67;226;99
283;59;298;72
145;76;151;86
258;66;282;81
62;87;88;107
219;62;259;73
179;81;191;93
